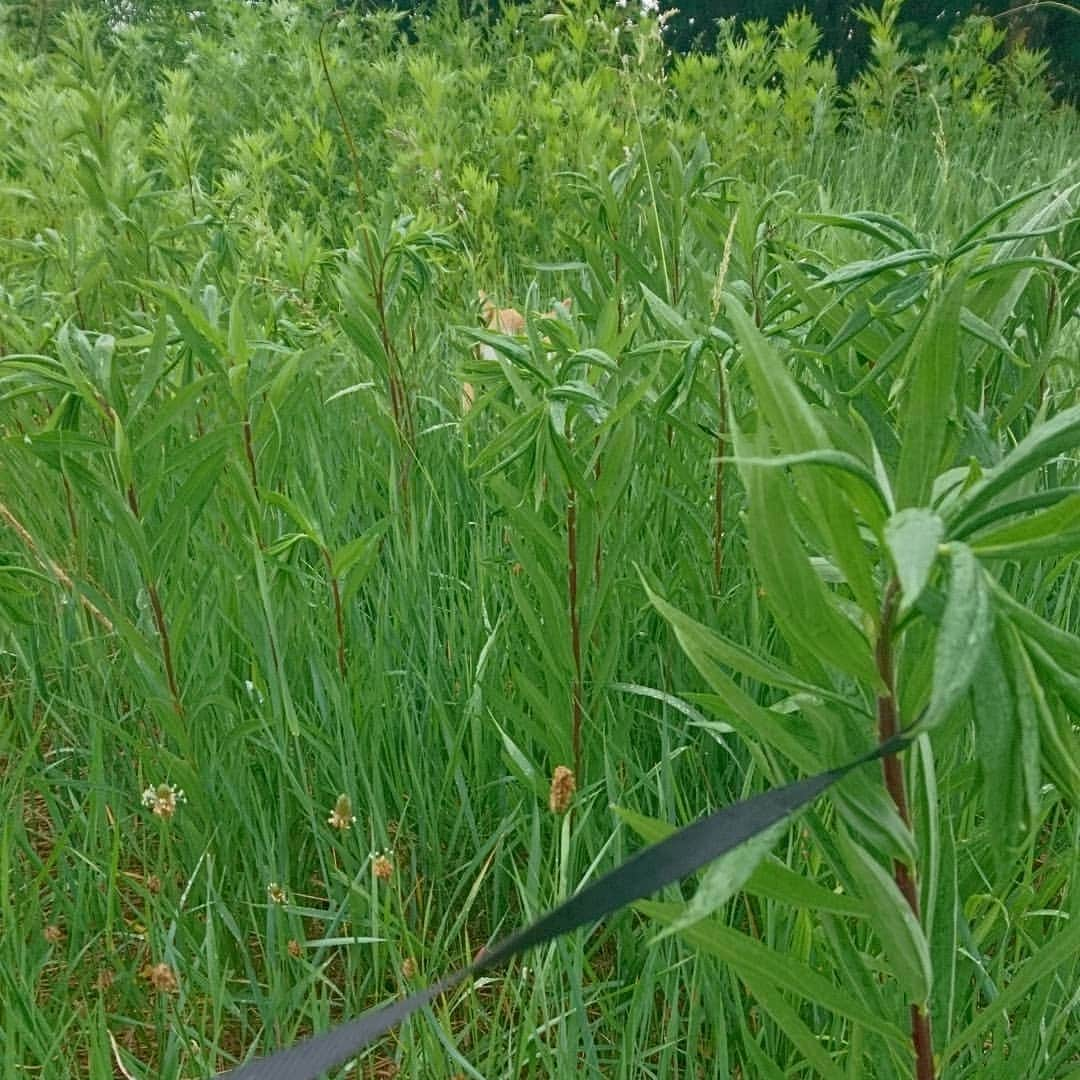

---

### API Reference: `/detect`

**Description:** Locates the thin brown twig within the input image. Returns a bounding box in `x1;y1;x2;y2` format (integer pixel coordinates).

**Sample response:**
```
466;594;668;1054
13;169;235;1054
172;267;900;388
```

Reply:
0;499;115;633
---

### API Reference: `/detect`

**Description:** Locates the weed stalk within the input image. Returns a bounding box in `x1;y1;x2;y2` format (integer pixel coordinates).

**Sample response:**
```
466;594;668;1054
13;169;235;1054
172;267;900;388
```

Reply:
320;546;348;679
877;578;934;1080
567;484;584;779
319;13;413;526
126;482;183;716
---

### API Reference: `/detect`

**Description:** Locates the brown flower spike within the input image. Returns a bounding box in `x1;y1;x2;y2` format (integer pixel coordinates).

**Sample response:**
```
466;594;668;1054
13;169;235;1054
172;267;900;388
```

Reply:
143;962;179;993
549;765;576;814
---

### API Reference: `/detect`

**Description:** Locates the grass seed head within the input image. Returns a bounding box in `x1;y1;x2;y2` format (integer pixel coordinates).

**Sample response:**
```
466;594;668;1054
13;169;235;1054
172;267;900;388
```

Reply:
549;765;576;814
143;962;179;994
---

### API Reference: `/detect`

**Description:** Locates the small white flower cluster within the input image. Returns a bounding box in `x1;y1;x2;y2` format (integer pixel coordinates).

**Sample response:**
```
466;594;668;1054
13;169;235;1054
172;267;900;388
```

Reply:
142;782;186;820
327;793;356;831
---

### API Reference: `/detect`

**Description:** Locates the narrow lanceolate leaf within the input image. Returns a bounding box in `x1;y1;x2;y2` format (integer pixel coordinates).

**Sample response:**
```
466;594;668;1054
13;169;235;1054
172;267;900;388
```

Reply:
733;425;880;688
640;284;696;340
642;583;821;771
719;449;889;514
644;583;852;707
884;508;944;615
651;820;788;940
817;248;937;286
610;810;845;922
988;580;1080;675
637;900;908;1051
721;293;878;617
330;521;387;581
943;911;1080;1065
896;271;968;509
968;492;1080;560
951;487;1080;541
972;634;1033;852
838;831;933;1006
950;403;1080;532
1006;624;1080;806
924;543;992;731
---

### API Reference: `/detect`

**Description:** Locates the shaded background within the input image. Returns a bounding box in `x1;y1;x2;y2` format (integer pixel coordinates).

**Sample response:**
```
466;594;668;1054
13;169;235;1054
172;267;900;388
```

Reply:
662;0;1078;99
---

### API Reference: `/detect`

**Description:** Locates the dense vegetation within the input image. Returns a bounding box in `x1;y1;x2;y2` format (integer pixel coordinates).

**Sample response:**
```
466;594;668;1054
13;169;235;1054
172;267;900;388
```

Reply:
1;1;1078;1077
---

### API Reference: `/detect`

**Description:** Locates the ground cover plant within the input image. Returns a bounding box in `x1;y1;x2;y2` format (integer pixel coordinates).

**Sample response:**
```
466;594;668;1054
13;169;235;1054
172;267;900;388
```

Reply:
0;1;1078;1076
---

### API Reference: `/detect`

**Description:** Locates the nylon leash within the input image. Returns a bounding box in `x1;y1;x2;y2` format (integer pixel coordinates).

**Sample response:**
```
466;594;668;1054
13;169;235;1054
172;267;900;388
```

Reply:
218;730;914;1080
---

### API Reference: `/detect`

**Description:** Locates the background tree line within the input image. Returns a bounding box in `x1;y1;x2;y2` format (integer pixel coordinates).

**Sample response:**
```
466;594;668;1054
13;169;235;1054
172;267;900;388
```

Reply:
4;0;1078;102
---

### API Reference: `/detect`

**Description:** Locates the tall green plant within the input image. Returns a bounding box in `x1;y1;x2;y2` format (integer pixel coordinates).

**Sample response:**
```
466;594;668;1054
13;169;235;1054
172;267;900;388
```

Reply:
638;190;1080;1077
462;285;649;780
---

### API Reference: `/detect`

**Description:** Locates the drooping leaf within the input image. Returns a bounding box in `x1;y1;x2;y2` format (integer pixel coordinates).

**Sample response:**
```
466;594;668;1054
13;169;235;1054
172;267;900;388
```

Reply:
720;448;889;513
1005;625;1080;806
642;581;829;771
837;831;933;1005
645;583;854;707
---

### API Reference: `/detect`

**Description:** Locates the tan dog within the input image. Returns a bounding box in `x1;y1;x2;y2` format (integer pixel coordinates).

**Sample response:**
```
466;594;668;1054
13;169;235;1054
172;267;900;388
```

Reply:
463;292;571;413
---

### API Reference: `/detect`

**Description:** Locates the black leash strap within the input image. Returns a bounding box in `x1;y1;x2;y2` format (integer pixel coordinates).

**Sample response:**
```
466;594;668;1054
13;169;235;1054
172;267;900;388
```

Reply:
218;732;913;1080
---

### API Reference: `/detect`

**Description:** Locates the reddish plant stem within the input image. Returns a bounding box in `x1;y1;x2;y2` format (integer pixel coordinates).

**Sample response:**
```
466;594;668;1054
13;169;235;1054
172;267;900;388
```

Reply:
877;578;934;1080
567;486;584;779
147;581;182;717
126;479;182;716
